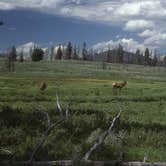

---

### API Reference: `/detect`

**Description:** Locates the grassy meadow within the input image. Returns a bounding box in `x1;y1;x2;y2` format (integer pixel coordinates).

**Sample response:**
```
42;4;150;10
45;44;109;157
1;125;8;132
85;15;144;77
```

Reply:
0;60;166;162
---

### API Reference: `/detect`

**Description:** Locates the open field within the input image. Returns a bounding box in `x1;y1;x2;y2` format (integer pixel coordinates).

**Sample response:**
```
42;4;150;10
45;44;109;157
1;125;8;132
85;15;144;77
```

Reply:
0;60;166;162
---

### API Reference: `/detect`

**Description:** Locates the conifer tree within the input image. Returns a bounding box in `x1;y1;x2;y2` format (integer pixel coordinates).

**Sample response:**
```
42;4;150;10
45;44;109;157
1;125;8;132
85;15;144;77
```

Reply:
107;46;112;62
73;46;78;60
144;48;151;65
66;42;72;59
82;42;88;60
50;46;54;61
117;44;123;63
9;46;17;61
152;50;158;66
31;48;44;61
56;45;62;59
135;49;141;64
19;51;24;62
163;55;166;67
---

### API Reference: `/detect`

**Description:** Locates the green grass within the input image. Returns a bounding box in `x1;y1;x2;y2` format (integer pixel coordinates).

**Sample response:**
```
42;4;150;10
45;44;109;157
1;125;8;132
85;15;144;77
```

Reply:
0;60;166;161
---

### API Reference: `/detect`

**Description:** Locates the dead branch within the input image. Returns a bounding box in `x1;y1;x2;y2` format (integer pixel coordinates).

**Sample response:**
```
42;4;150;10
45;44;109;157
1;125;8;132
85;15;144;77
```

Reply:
65;97;72;118
0;149;18;165
56;93;63;117
1;160;166;166
9;151;18;164
40;110;51;127
29;116;65;163
83;107;122;160
29;94;71;163
0;149;12;155
36;106;51;127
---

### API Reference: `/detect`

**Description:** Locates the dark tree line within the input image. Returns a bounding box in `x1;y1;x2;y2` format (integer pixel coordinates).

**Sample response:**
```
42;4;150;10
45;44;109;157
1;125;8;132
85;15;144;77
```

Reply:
27;42;166;67
53;41;92;61
3;42;166;67
5;46;17;72
103;45;162;67
31;48;44;61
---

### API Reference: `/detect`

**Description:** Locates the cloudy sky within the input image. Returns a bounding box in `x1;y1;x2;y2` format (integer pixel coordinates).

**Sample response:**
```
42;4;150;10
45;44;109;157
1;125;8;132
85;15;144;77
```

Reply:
0;0;166;53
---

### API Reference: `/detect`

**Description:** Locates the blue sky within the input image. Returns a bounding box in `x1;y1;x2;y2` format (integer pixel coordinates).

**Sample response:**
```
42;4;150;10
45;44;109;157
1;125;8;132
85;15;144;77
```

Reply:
0;9;130;49
0;0;166;53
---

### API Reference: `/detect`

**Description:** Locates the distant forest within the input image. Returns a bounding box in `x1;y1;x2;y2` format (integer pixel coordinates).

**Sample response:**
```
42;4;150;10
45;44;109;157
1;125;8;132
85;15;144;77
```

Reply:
1;42;166;67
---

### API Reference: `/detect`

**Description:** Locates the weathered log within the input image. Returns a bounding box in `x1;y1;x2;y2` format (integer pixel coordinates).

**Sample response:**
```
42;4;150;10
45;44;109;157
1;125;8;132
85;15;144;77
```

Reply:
0;160;166;166
83;107;122;160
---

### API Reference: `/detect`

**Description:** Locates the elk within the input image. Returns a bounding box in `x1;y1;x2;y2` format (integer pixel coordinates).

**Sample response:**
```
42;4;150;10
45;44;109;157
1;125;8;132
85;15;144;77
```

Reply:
39;81;47;95
112;81;127;94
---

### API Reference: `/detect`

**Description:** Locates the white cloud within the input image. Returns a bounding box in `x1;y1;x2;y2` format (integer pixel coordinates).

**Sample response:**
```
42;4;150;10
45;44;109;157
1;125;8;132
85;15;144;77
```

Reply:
1;0;166;50
0;2;15;10
114;1;166;18
139;29;157;38
93;38;147;53
0;0;62;10
144;33;166;47
124;20;154;31
115;2;141;17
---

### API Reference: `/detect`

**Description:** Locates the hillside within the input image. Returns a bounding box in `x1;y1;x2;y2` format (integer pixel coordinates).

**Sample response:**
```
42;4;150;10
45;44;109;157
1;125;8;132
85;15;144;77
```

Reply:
0;60;166;162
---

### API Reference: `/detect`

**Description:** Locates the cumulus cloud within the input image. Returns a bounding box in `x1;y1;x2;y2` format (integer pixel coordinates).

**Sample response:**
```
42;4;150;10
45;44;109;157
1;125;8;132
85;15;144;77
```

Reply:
124;20;154;31
0;0;62;10
144;33;166;47
139;29;157;38
0;2;15;10
114;2;141;17
93;38;147;53
1;0;166;50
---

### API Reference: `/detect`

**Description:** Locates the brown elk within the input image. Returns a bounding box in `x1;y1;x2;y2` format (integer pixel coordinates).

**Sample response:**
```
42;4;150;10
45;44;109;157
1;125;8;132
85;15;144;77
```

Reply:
39;81;47;95
112;81;127;94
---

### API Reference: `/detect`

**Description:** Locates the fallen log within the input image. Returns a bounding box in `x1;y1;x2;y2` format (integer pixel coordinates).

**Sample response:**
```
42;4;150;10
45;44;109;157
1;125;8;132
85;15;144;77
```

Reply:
0;160;166;166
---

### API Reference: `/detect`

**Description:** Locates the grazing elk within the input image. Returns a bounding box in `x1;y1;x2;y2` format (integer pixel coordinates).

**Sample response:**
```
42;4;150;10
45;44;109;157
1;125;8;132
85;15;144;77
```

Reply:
112;81;127;94
40;81;47;95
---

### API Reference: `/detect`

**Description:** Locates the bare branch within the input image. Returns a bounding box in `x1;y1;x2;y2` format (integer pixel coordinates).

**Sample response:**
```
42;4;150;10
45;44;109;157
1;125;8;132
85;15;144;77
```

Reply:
65;98;72;118
0;149;12;155
29;118;65;163
9;151;18;164
65;105;69;118
56;93;63;117
30;94;72;163
0;149;18;164
36;105;51;127
41;111;51;127
83;108;122;160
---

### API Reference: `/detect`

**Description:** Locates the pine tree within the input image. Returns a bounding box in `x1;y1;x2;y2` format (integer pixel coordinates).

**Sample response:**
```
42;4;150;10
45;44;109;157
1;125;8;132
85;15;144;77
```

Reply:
88;49;94;61
19;51;24;62
9;46;17;61
144;48;151;66
31;48;44;61
77;46;80;60
82;42;88;60
117;44;123;63
66;42;72;59
50;46;54;61
107;46;112;62
152;51;158;66
73;46;78;60
163;55;166;67
135;49;141;65
6;46;17;72
56;45;62;59
152;55;158;66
